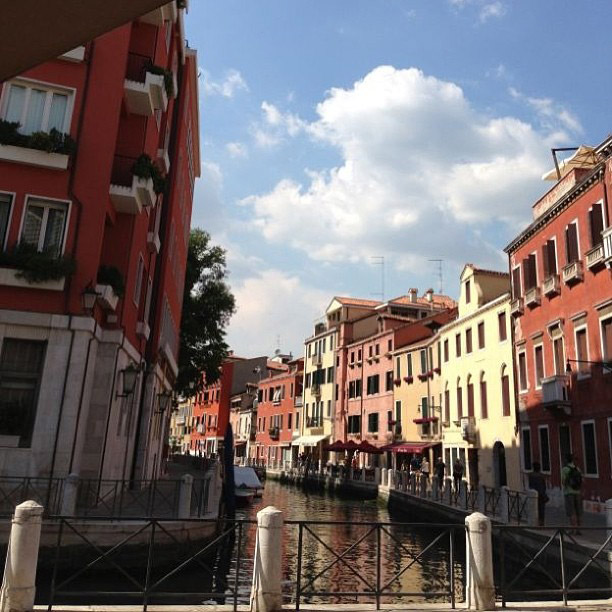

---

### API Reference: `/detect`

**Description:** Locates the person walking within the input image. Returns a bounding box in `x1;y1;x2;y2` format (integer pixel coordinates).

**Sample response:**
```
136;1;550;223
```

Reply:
528;461;548;526
452;457;464;491
435;457;446;490
561;453;583;534
421;456;430;479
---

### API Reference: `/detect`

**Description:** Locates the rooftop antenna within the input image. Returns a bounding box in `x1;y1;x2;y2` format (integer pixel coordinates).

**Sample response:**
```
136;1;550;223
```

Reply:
370;256;385;302
275;334;281;354
429;259;444;294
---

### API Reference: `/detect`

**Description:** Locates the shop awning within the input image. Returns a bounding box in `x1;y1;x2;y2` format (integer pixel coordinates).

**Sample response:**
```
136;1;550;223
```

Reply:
356;440;383;454
293;435;329;447
380;441;438;454
325;440;346;452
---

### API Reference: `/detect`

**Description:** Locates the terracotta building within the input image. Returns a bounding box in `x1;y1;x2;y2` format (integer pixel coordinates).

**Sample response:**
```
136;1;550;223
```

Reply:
505;140;612;503
0;2;199;481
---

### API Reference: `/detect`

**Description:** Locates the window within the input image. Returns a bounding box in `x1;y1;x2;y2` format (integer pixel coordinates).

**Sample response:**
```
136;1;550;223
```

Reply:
368;412;379;432
444;388;450;424
589;202;604;247
498;312;507;342
480;375;487;419
466;328;473;354
0;193;12;248
368;346;373;358
456;385;463;420
444;339;449;362
522;253;537;291
437;342;441;370
542;238;557;277
307;344;311;358
534;344;544;388
375;344;380;356
357;349;362;361
327;399;331;417
477;322;485;350
420;349;427;374
395;400;401;423
467;379;474;417
539;426;551;473
518;350;527;392
602;317;612;362
355;379;362;397
581;421;598;476
387;339;392;352
295;412;299;430
366;375;380;395
559;424;572;469
305;373;311;388
387;410;393;431
348;415;361;434
350;351;355;363
511;266;522;299
501;366;511;416
421;396;428;418
553;336;565;375
575;327;589;375
565;221;580;264
2;81;72;134
385;370;393;392
290;383;294;398
21;198;68;257
455;334;461;358
521;427;532;471
133;255;144;306
465;279;471;303
406;353;413;377
348;380;355;399
327;367;334;383
0;339;46;448
395;357;401;378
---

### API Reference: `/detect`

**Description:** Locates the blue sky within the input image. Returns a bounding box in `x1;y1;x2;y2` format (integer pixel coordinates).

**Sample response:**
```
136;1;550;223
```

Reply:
185;0;612;357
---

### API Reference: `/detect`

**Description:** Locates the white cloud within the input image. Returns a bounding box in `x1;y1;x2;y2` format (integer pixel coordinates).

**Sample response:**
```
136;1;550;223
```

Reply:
191;161;225;231
225;268;329;356
202;69;249;98
241;66;575;271
250;102;307;149
225;142;248;158
479;2;506;22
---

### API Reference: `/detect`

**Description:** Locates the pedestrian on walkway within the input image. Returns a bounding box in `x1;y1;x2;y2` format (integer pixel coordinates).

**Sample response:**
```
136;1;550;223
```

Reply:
421;457;430;479
452;457;464;491
435;457;445;490
528;461;548;526
561;453;583;534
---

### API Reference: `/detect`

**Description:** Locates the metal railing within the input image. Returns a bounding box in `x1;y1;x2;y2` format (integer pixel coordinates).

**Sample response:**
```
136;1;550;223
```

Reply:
506;488;528;524
465;486;478;512
495;525;612;606
0;477;64;517
483;485;501;516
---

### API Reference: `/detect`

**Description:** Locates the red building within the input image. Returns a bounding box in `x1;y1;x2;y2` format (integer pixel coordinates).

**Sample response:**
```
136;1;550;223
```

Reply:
253;359;303;467
505;140;612;502
0;3;199;481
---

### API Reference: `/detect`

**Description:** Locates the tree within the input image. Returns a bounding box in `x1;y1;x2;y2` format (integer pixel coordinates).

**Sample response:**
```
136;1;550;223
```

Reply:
176;229;236;397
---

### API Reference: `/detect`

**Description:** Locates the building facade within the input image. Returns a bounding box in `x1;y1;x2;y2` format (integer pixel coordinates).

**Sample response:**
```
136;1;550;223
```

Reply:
0;2;199;481
439;265;521;490
505;141;612;502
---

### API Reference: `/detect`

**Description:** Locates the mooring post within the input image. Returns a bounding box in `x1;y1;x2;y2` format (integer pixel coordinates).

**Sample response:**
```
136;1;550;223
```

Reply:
0;500;44;612
431;476;439;501
465;512;495;610
526;489;539;527
251;506;283;611
459;479;468;507
60;473;79;516
379;468;385;487
178;473;193;519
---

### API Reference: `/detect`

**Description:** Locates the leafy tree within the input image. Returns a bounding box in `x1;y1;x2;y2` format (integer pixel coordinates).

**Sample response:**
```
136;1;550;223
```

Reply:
176;229;236;396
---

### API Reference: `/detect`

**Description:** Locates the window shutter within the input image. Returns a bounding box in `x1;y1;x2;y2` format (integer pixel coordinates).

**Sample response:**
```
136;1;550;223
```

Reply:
541;243;549;277
590;203;604;247
529;253;537;288
522;258;530;291
480;380;488;419
502;375;510;416
512;267;521;298
566;223;578;263
548;240;557;275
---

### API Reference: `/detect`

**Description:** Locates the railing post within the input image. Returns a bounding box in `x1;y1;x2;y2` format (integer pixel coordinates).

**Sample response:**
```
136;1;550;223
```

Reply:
526;489;539;527
60;473;79;516
444;477;452;504
477;485;486;514
250;506;283;612
410;473;417;495
420;474;428;498
465;512;495;610
361;468;366;482
499;486;509;524
0;500;44;612
377;467;384;486
432;476;439;501
178;474;193;519
459;479;468;508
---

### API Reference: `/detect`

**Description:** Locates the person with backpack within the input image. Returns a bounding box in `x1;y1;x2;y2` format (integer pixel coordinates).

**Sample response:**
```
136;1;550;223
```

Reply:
561;453;583;533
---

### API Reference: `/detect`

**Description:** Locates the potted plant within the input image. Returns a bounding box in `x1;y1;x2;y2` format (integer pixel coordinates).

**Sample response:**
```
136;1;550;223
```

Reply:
0;242;76;284
132;153;166;194
393;378;402;386
404;376;413;384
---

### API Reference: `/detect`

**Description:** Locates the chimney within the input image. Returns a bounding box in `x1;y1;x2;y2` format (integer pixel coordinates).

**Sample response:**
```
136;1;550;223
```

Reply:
425;288;434;303
408;288;418;303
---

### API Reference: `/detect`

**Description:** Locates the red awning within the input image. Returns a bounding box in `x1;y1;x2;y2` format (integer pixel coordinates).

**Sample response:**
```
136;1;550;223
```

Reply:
344;440;359;451
325;440;346;452
413;417;439;424
356;440;383;454
380;441;438;454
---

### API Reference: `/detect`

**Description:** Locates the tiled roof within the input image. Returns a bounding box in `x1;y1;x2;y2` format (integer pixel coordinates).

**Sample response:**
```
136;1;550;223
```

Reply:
387;294;456;309
334;296;382;308
467;265;509;278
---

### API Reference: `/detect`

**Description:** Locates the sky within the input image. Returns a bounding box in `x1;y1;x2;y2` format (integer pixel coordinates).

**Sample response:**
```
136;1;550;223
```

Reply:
185;0;612;358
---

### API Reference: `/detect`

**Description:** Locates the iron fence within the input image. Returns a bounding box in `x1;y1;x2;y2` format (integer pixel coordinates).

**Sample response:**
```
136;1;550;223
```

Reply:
506;489;528;524
483;485;501;516
0;477;64;517
465;486;478;512
494;525;612;606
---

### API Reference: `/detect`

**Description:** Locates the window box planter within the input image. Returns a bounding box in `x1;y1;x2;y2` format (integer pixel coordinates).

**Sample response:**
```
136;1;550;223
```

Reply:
403;376;413;384
0;266;65;290
510;297;523;317
393;378;402;386
427;370;434;379
95;284;119;312
0;144;69;170
433;367;441;375
524;286;541;308
417;374;428;382
109;175;156;214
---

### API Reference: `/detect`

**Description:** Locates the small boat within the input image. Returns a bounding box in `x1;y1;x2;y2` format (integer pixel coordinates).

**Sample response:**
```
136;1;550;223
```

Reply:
234;466;264;506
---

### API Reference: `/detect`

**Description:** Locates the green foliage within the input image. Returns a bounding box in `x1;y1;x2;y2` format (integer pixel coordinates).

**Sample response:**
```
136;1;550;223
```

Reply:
0;120;75;155
132;153;166;194
0;243;76;283
97;265;125;298
176;229;236;397
148;64;175;98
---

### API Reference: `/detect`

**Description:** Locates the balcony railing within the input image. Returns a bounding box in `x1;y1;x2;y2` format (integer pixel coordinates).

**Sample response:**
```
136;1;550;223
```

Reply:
585;243;605;270
311;353;322;366
562;260;583;285
541;375;571;414
524;286;540;308
510;297;523;317
311;384;321;397
124;53;168;116
542;274;560;297
305;416;322;428
603;226;612;268
268;427;280;440
109;155;156;214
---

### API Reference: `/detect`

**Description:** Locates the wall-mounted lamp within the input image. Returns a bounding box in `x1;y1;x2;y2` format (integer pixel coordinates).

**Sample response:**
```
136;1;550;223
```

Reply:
117;362;139;397
81;284;99;312
566;358;612;374
157;390;173;414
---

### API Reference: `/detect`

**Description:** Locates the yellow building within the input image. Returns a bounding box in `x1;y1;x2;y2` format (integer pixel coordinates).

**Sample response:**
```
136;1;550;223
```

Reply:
169;396;194;455
439;265;521;490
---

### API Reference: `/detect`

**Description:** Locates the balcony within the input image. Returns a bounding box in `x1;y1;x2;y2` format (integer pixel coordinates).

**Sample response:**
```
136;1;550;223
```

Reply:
147;231;161;254
136;321;151;340
541;375;571;414
0;266;65;291
311;353;322;366
269;427;280;440
124;53;168;116
524;286;541;308
157;148;170;173
460;416;477;443
562;260;583;285
109;156;156;214
139;1;178;26
174;415;185;425
585;243;605;270
0;143;69;170
542;274;560;297
311;384;321;397
604;227;612;268
510;297;523;317
95;284;119;312
294;396;303;408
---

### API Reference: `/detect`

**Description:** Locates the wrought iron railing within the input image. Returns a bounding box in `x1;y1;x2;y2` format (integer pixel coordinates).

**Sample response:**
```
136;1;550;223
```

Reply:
0;477;64;517
483;485;501;516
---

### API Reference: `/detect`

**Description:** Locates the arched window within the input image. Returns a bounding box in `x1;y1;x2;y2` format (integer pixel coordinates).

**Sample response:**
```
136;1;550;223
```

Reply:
456;377;463;420
501;364;511;416
466;374;474;417
444;382;450;425
480;372;488;419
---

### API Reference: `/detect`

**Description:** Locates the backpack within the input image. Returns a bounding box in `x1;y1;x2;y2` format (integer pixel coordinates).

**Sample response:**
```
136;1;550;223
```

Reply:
567;465;582;489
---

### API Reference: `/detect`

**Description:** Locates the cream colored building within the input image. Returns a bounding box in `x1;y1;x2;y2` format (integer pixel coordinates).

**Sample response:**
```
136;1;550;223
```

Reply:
169;397;194;455
439;265;521;490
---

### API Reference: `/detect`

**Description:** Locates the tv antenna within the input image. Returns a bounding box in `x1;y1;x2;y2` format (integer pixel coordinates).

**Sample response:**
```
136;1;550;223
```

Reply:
370;256;385;302
429;259;444;294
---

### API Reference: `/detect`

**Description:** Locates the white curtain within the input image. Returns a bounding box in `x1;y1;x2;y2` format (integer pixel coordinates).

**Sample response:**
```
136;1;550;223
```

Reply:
22;88;45;134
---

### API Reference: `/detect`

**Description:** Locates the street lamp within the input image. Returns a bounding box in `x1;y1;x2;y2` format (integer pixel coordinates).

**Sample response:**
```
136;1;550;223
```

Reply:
566;358;612;375
157;390;173;415
117;362;139;397
81;284;99;312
